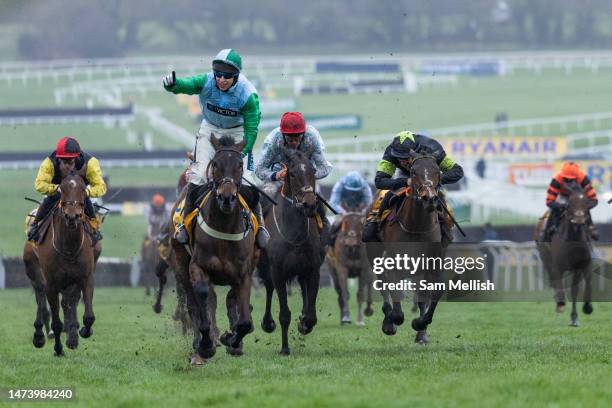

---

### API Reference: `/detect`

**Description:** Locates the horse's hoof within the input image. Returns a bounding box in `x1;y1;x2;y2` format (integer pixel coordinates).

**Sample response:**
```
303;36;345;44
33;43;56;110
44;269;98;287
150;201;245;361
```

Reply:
556;302;565;313
280;348;291;356
391;311;404;326
415;331;429;345
226;345;244;356
219;332;232;347
261;319;276;333
364;306;374;317
569;320;579;327
198;346;216;359
382;321;397;336
411;317;429;332
66;336;79;350
33;333;46;348
355;320;365;327
79;327;92;338
583;303;593;315
54;346;64;357
153;303;162;314
190;355;207;365
47;331;55;339
341;316;352;325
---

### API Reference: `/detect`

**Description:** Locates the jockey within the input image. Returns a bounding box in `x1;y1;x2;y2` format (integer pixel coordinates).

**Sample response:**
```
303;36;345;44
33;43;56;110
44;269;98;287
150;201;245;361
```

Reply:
27;137;107;244
362;131;464;246
162;48;268;247
328;171;372;246
330;171;372;214
254;111;333;244
147;193;170;240
542;161;598;241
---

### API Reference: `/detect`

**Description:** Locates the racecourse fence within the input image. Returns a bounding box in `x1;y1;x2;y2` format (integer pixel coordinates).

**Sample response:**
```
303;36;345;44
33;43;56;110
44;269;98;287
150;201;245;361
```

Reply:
4;51;612;84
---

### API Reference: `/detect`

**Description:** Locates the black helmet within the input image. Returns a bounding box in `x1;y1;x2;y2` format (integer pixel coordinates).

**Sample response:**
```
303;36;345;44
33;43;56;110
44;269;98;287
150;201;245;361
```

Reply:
390;138;415;159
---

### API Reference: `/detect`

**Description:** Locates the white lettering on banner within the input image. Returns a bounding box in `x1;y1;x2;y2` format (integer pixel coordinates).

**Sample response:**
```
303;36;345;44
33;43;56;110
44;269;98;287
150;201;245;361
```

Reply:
445;137;567;158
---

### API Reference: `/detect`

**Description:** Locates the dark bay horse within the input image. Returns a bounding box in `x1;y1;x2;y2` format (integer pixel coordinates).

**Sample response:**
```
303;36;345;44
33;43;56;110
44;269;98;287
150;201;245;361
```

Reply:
180;135;258;363
259;147;325;355
22;172;99;356
326;212;374;325
536;182;594;326
140;203;168;297
372;154;444;344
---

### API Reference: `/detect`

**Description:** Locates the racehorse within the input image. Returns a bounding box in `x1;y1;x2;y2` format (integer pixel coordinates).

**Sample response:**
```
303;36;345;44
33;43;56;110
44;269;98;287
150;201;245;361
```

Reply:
140;203;167;297
371;153;444;344
258;147;325;355
535;181;594;326
22;172;100;356
326;212;374;325
178;135;258;363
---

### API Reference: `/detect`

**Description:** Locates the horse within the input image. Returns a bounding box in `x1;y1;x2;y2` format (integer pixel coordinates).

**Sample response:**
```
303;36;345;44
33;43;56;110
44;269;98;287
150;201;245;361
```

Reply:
535;181;594;326
22;172;100;356
140;203;168;297
369;153;444;344
258;147;325;355
177;135;258;363
326;212;374;325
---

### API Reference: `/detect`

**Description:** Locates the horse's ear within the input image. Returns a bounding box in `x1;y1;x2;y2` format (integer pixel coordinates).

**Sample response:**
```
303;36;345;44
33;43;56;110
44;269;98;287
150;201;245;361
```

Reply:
235;139;247;153
210;133;221;151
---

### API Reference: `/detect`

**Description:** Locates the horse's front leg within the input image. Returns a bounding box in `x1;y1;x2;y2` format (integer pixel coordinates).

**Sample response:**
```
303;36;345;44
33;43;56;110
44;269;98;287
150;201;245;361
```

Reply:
152;258;168;314
412;272;443;332
225;274;254;354
62;284;81;350
299;267;320;335
582;266;593;315
79;270;95;339
273;271;292;355
569;270;581;327
190;262;215;359
45;286;64;357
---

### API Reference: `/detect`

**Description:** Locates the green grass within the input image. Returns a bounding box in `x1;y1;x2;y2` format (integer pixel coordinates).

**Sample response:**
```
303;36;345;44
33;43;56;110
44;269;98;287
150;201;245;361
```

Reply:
0;287;611;407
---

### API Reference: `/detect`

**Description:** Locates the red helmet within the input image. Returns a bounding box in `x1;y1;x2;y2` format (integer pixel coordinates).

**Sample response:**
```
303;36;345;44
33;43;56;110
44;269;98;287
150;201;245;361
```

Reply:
55;137;81;159
280;112;306;134
151;193;165;207
560;162;580;179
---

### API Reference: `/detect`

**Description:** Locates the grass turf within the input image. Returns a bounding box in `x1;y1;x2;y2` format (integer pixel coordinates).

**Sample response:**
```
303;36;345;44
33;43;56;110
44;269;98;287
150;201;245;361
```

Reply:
0;287;610;407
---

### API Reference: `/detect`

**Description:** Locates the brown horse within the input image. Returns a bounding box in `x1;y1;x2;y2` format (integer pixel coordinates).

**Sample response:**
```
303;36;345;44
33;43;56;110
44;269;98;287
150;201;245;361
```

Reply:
326;212;374;325
22;172;100;356
178;135;258;363
536;182;594;326
258;147;324;355
370;154;444;344
140;205;168;297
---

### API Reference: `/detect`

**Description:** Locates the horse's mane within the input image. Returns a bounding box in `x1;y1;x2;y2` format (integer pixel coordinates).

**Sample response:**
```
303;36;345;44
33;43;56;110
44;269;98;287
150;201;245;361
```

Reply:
218;135;236;148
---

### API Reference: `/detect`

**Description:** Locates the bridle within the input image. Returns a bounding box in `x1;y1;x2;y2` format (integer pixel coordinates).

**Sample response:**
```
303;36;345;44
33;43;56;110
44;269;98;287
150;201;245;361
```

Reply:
279;162;316;210
395;155;441;234
207;148;243;195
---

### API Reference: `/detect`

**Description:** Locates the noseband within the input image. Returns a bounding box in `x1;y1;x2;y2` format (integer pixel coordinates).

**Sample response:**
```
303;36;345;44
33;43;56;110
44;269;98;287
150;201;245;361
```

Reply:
207;148;243;193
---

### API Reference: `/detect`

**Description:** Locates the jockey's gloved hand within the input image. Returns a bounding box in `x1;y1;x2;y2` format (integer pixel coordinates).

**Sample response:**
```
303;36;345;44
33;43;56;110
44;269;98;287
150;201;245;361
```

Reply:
163;71;176;88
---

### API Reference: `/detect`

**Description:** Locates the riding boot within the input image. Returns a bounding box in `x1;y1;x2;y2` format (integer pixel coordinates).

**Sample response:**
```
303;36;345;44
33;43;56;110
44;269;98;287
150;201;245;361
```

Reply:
27;193;60;242
438;212;454;248
175;182;200;244
253;202;270;249
329;216;343;247
362;220;380;243
362;190;389;243
587;213;599;241
317;201;330;247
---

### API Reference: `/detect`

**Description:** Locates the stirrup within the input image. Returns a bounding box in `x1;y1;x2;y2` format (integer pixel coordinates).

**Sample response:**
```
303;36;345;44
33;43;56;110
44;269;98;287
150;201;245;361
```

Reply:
256;226;270;249
174;224;189;244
